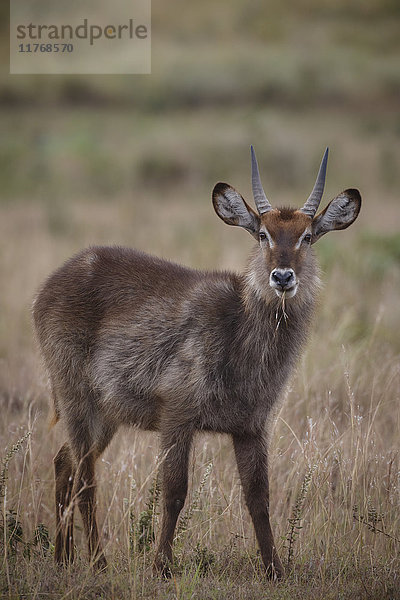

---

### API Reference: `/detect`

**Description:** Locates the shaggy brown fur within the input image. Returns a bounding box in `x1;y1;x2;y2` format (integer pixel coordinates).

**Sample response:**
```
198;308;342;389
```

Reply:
33;172;361;579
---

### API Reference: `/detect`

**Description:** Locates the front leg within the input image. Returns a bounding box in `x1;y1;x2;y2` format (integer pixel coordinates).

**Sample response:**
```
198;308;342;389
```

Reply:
233;432;284;580
154;424;194;577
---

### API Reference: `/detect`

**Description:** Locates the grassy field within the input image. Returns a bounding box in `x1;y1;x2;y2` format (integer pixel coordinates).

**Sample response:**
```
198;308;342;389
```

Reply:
1;1;400;598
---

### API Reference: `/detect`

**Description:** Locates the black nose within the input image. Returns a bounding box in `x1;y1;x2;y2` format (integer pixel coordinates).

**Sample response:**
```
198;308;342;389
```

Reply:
272;269;294;288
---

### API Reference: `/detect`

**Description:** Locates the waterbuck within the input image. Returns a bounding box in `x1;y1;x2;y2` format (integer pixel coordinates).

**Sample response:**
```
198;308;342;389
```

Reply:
33;147;361;579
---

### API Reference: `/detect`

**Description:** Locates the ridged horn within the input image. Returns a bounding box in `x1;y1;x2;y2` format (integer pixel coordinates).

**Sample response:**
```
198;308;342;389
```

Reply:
301;147;329;218
251;145;272;215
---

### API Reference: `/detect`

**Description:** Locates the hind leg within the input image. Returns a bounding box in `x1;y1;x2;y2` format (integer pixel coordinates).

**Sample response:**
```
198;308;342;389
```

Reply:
70;425;115;570
54;443;76;565
72;450;106;569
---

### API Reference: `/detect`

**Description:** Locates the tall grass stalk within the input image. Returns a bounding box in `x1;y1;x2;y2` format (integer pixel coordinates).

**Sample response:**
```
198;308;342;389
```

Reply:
0;431;31;502
285;464;317;568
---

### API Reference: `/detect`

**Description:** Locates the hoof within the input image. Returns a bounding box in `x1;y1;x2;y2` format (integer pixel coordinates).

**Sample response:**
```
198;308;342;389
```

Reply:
92;553;107;572
265;561;284;581
153;554;173;579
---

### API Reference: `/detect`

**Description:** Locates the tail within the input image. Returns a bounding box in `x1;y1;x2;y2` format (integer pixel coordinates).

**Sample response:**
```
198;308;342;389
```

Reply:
48;408;60;429
48;385;60;429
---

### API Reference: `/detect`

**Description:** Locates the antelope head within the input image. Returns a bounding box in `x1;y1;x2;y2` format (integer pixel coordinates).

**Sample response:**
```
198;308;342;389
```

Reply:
212;147;361;300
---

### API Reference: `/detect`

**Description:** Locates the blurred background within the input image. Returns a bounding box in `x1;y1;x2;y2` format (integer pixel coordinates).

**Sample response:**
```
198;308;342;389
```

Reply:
0;1;399;595
1;0;399;387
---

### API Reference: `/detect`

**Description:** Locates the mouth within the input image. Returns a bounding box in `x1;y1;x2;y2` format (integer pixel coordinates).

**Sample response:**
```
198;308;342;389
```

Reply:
271;283;298;298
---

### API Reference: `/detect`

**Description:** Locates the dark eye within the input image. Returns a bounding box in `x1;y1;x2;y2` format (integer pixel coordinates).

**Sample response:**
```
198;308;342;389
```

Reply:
259;231;267;241
303;234;312;244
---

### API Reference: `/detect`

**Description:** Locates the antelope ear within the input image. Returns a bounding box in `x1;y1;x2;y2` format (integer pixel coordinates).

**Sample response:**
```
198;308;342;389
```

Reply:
311;188;361;243
212;182;260;239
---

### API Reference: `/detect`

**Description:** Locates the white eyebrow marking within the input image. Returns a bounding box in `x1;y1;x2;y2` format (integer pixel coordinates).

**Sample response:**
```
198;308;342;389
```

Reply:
263;229;275;248
295;228;311;250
